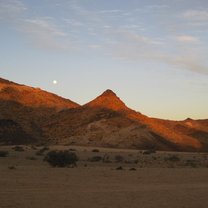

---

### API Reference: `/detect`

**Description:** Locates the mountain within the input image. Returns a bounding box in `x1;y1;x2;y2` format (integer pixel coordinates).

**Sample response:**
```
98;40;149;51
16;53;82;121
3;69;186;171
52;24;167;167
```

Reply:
0;77;207;151
0;77;79;110
85;89;129;111
0;77;79;144
43;89;207;151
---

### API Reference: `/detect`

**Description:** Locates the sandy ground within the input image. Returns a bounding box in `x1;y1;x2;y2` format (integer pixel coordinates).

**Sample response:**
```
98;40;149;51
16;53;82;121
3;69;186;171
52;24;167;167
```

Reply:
0;145;208;208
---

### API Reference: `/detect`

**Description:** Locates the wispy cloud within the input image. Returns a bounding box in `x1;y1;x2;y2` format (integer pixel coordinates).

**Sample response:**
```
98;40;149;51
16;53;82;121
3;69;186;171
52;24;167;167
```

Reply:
1;0;207;75
20;18;68;50
0;0;26;21
183;10;208;21
108;29;208;75
98;9;122;14
0;0;70;50
88;44;102;49
119;30;163;46
175;35;199;43
145;4;169;10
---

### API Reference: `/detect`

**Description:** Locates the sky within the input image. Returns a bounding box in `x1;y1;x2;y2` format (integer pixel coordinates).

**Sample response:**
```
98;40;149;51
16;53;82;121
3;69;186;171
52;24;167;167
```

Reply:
0;0;208;120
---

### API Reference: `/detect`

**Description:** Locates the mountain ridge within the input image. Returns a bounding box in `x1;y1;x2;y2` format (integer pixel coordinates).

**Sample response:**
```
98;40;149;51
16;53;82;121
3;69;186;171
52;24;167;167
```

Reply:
0;77;207;151
0;77;79;110
84;89;129;111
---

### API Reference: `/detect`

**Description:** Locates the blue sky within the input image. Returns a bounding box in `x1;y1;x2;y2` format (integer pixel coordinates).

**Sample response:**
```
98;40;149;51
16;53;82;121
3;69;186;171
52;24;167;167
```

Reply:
0;0;208;120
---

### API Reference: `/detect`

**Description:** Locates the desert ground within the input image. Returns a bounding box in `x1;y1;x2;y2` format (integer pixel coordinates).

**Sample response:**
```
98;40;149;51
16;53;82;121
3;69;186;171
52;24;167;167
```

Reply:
0;145;208;208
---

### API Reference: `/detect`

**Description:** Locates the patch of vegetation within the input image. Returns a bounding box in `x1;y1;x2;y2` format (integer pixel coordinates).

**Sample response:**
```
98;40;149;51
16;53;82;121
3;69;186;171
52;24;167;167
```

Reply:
8;166;16;170
152;156;157;160
36;146;49;156
89;156;103;162
116;166;123;170
12;146;24;152
26;156;37;160
165;155;180;162
44;150;78;167
125;160;134;164
92;149;100;152
129;167;136;171
0;150;9;157
114;155;124;163
103;154;111;163
185;159;197;168
30;145;37;150
134;159;139;164
68;148;76;152
143;149;156;155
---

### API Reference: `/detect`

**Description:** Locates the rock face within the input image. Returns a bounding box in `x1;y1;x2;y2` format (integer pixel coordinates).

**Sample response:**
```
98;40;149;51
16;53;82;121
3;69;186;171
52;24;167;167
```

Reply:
0;77;208;151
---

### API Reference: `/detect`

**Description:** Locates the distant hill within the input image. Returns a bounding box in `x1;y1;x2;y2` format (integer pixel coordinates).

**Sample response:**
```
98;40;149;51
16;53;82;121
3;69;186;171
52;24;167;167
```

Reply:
0;77;79;110
0;77;207;151
0;77;79;144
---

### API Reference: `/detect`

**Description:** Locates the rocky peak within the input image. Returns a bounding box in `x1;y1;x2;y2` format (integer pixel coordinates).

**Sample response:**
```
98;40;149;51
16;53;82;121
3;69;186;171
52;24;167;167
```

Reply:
85;89;129;111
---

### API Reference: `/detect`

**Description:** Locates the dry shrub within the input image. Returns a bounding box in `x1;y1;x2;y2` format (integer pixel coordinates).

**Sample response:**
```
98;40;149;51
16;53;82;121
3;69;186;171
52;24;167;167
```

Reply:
44;150;78;167
0;150;9;157
12;146;24;152
89;156;103;162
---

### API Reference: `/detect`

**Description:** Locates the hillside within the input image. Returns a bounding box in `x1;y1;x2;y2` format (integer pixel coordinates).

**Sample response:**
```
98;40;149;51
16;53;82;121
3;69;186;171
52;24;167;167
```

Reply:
0;77;207;151
0;77;79;144
0;77;79;110
43;90;208;151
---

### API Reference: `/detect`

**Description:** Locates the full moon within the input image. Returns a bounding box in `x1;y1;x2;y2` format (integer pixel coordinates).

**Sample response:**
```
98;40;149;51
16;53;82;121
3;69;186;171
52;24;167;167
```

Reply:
53;80;57;85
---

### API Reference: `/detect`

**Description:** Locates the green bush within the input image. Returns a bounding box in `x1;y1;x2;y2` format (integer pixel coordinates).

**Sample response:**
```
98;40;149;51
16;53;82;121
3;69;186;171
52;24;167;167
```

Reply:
44;150;78;167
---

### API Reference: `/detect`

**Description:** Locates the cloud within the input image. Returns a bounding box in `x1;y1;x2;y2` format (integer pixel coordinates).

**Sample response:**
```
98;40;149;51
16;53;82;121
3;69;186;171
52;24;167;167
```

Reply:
183;10;208;21
20;18;68;50
0;0;26;21
145;5;169;10
108;29;208;75
88;44;101;49
98;9;122;14
63;18;83;27
115;30;163;46
0;0;70;51
1;0;207;75
175;35;199;43
167;56;208;75
23;19;67;37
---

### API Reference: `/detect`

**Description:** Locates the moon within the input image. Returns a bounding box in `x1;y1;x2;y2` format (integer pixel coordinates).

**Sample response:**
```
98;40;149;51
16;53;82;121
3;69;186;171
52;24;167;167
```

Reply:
53;80;57;85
